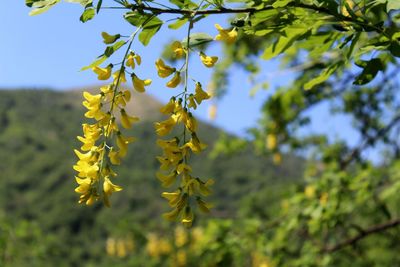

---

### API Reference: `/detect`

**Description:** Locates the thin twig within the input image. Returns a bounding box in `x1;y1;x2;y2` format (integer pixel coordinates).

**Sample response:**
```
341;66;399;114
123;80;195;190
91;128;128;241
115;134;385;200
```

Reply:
323;218;400;253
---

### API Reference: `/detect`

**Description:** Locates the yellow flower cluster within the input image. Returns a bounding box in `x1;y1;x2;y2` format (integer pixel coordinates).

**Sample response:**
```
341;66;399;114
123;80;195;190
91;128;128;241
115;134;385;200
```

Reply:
74;47;150;207
106;236;135;258
145;226;205;267
154;41;217;227
146;233;172;258
156;91;214;227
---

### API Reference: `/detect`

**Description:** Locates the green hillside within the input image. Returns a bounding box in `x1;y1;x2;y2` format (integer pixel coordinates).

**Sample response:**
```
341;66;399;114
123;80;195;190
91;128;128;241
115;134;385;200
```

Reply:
0;88;303;266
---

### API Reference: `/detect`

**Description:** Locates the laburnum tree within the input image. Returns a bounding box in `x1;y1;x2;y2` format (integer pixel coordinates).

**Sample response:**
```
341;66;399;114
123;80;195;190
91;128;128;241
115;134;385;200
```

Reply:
26;0;400;266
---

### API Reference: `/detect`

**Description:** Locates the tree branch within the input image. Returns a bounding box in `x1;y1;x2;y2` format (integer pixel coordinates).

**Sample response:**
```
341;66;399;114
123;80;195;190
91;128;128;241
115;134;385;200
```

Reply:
339;114;400;169
323;218;400;253
121;2;380;31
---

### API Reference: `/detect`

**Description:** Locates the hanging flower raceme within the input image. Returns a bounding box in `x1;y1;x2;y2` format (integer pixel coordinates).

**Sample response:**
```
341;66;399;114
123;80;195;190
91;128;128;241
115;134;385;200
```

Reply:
154;40;215;227
73;37;144;207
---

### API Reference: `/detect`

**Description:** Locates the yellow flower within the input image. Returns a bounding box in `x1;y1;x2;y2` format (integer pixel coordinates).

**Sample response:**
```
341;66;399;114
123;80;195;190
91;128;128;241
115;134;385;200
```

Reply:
177;250;187;266
100;85;114;100
73;160;99;179
101;32;121;44
82;123;101;141
187;94;197;109
266;134;277;150
171;41;185;58
103;176;123;207
156;138;179;149
184;113;197;132
113;69;127;84
77;124;101;151
166;71;181;88
196;197;212;213
79;192;98;206
160;98;176;114
104;116;119;137
163;208;180;221
84;106;106;121
181;206;194;228
175;226;188;248
74;180;91;194
182;134;207;153
155;58;176;78
103;176;123;194
198;178;214;196
157;171;178;187
199;52;218;68
92;64;112;80
214;23;238;44
74;149;95;162
108;147;121;165
114;90;131;107
77;136;94;151
126;52;141;69
154;117;177;136
116;133;135;157
319;192;329;206
120;109;139;129
273;152;282;165
208;104;217;120
194;82;210;104
177;162;192;174
304;185;316;198
157;156;173;171
132;74;152;93
162;190;181;207
173;108;188;124
83;91;102;108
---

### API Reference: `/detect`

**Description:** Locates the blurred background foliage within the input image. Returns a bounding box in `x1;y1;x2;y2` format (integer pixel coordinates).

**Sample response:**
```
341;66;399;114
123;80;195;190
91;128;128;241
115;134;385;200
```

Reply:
0;89;301;266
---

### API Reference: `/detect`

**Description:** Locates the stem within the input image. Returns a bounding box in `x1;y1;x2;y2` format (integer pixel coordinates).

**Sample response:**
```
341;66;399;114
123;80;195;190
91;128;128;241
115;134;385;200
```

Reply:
182;19;192;146
98;15;156;188
323;218;400;253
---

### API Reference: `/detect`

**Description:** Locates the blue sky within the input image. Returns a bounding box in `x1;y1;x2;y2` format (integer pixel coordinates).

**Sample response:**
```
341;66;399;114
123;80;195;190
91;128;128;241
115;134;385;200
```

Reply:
1;0;277;136
1;0;365;157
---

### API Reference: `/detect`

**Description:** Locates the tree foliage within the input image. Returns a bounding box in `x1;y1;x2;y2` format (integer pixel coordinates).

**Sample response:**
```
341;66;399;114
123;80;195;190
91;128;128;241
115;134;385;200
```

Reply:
23;0;400;266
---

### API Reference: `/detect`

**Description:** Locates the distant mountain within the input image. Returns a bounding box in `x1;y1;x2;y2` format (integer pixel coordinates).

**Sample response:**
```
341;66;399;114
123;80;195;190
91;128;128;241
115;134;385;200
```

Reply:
0;88;303;266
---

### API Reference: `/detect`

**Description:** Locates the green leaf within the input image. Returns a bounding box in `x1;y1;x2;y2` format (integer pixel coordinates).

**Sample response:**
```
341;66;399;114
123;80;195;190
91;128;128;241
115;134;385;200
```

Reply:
182;33;213;48
272;0;292;8
353;58;384;85
28;0;60;15
124;12;163;46
104;40;126;57
81;55;107;71
29;5;52;15
262;27;307;60
304;64;339;90
347;32;360;60
169;0;197;8
139;17;163;46
387;0;400;12
124;12;145;27
80;7;95;22
26;0;35;7
168;17;188;30
389;41;400;57
96;0;102;13
80;39;126;70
